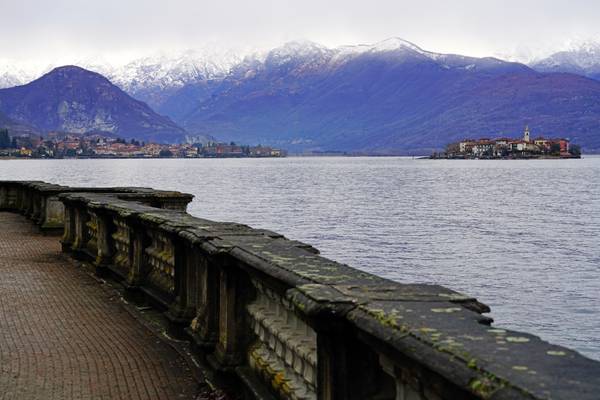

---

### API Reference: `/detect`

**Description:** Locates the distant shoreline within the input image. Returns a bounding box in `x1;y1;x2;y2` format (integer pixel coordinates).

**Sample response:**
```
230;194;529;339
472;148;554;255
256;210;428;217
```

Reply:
1;153;598;161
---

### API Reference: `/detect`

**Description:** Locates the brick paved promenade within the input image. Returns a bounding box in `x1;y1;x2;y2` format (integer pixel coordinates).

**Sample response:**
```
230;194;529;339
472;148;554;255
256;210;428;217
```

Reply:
0;212;199;400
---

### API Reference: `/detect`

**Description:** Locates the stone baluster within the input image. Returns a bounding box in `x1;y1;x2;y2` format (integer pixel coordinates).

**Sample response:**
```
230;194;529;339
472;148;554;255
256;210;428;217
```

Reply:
71;205;90;258
93;209;115;276
188;250;220;348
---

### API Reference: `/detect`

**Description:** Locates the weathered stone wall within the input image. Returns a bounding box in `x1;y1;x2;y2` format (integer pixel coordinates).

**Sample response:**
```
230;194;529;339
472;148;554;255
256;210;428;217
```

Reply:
2;180;599;400
0;180;193;233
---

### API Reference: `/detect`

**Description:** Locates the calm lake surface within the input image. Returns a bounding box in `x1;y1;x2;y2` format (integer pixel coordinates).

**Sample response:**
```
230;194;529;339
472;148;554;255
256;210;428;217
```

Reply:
1;156;599;360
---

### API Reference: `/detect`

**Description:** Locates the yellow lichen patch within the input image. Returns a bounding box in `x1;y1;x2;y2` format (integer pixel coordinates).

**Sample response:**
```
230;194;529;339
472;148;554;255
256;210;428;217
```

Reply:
462;335;484;341
487;329;506;334
512;365;528;371
506;336;530;343
367;308;403;329
419;327;438;333
430;307;462;313
438;293;470;301
272;371;286;389
547;350;567;356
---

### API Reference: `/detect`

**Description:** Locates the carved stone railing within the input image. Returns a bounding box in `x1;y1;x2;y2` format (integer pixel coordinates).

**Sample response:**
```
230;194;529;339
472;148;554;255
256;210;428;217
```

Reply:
0;180;193;233
1;180;599;400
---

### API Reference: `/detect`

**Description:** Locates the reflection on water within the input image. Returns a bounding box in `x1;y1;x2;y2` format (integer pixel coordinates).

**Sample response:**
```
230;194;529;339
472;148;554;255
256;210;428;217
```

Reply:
1;156;599;360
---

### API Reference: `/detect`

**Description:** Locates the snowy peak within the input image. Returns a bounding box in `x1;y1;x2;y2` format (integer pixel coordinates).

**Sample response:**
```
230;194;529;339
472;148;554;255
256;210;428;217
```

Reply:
105;48;242;92
531;40;600;78
263;40;333;69
369;37;426;53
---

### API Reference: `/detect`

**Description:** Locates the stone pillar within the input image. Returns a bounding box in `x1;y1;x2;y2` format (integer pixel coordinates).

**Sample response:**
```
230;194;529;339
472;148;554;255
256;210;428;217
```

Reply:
0;185;7;209
71;206;90;258
213;260;248;369
317;322;350;400
8;185;18;210
31;192;42;223
316;320;394;400
22;188;32;216
189;249;219;348
123;225;147;303
94;210;114;277
165;237;196;338
41;195;65;233
16;185;27;213
61;203;76;252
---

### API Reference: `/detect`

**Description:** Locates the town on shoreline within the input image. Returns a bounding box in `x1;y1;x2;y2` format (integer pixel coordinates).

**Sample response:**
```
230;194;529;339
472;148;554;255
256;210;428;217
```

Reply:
431;127;582;159
0;130;286;159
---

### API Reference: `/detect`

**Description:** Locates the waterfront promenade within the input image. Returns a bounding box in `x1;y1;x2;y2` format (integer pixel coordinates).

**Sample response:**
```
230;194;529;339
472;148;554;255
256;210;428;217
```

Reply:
3;180;600;400
0;212;199;400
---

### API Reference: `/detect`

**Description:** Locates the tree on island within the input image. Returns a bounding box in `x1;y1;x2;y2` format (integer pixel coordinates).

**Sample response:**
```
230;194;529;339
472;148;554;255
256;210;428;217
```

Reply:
0;129;10;148
550;143;561;155
569;144;582;157
159;149;173;158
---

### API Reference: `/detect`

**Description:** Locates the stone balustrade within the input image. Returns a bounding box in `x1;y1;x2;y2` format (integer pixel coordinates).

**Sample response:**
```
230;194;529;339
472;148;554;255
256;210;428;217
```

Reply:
1;180;599;400
0;180;193;233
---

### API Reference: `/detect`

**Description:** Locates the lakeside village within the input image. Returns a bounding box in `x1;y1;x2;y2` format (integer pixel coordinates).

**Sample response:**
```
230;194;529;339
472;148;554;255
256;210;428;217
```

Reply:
0;130;286;159
432;126;582;159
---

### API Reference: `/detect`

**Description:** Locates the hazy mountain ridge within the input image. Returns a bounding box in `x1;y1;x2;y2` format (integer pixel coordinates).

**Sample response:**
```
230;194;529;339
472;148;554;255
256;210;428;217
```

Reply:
0;66;188;143
531;41;600;80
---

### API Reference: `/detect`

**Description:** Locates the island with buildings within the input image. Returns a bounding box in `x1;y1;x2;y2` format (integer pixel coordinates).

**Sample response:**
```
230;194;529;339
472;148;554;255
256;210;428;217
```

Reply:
432;127;582;159
0;130;286;159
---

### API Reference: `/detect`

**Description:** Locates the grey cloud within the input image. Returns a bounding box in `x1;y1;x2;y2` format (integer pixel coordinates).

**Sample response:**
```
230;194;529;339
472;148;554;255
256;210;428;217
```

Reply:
1;0;600;63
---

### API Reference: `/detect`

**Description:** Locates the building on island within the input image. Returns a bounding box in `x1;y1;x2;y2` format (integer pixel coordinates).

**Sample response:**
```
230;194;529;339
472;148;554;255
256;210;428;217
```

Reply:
438;126;580;159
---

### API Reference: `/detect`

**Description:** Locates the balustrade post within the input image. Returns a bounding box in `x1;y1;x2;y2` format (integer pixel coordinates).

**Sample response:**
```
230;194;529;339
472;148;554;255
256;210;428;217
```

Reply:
71;206;90;259
0;185;7;209
61;203;76;251
188;248;220;348
21;187;32;216
212;259;251;369
123;223;147;303
41;195;65;233
31;191;42;223
317;321;393;400
93;210;114;277
165;237;196;337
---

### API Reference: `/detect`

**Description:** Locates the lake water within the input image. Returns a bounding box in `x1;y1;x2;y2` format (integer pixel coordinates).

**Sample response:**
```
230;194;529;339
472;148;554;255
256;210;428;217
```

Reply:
1;156;599;360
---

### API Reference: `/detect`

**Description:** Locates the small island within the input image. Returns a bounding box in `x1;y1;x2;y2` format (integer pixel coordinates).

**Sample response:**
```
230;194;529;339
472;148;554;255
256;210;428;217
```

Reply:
432;126;582;159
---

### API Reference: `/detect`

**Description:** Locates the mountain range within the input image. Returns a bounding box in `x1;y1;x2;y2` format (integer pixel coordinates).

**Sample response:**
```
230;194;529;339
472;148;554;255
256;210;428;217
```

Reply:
1;39;600;152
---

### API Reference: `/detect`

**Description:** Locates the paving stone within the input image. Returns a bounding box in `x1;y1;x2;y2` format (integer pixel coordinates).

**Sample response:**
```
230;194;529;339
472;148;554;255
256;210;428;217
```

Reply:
0;212;199;400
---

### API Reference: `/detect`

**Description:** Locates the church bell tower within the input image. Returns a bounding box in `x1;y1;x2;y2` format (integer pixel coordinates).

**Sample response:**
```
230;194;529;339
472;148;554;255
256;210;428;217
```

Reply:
524;125;530;143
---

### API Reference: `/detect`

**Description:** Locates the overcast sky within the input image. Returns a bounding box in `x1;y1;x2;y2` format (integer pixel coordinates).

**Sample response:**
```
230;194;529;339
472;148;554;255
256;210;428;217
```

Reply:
2;0;600;65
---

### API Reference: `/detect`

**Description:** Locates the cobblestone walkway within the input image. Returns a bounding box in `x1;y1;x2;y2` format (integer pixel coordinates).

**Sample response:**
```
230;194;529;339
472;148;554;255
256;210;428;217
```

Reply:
0;212;199;400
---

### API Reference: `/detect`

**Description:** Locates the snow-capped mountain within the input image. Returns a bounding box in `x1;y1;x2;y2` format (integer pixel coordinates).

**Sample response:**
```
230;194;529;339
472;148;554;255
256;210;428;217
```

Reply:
531;40;600;80
0;60;51;89
98;48;244;109
0;47;247;108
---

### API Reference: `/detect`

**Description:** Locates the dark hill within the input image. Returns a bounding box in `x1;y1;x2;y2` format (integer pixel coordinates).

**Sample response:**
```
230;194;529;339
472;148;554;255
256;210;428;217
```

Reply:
0;66;187;143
